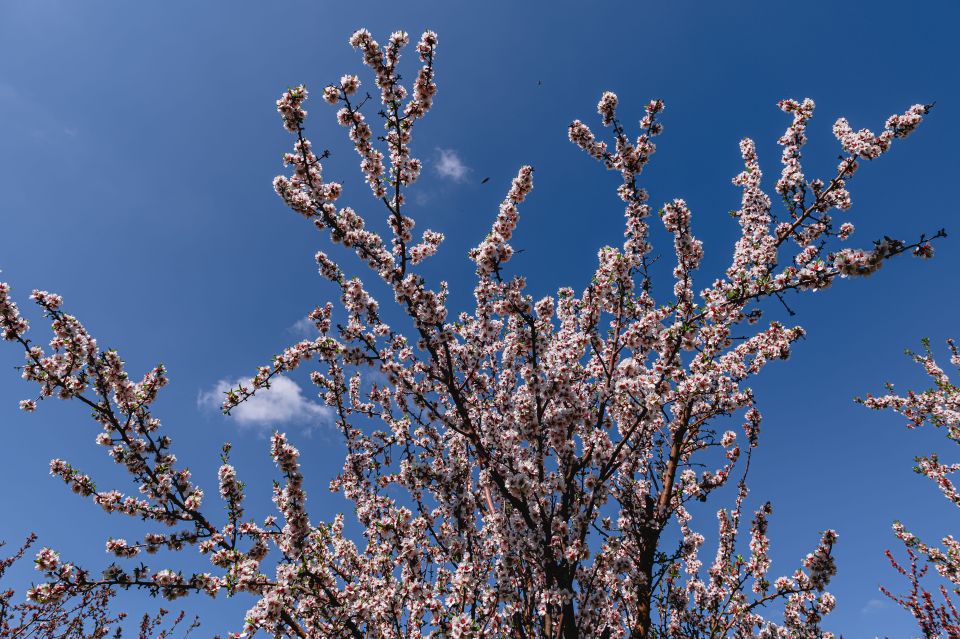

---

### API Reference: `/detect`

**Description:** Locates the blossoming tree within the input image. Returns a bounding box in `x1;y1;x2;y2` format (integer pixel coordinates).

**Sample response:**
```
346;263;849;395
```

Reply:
860;340;960;637
0;27;945;639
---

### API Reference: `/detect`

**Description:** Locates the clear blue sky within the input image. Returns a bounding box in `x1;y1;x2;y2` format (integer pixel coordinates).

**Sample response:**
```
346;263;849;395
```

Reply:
1;1;958;636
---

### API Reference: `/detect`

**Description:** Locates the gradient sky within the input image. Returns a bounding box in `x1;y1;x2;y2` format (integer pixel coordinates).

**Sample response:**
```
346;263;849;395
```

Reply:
1;1;959;636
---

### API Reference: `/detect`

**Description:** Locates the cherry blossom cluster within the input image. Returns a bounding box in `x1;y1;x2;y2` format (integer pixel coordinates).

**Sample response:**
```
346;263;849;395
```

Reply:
469;165;534;275
1;534;198;637
276;85;307;133
860;338;960;636
270;433;310;560
0;282;29;340
660;483;839;637
2;26;945;639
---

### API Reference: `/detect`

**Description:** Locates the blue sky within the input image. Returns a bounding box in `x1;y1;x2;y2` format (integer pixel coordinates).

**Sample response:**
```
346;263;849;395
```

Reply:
1;1;958;636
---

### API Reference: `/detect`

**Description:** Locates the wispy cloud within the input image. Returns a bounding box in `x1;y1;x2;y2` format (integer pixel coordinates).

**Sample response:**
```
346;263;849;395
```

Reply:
0;81;22;105
198;376;332;429
288;317;317;337
0;82;79;141
434;148;469;182
861;598;888;615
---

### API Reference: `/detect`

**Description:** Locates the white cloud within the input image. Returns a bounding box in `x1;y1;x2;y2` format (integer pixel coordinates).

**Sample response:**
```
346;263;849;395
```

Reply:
289;317;317;336
434;148;469;182
413;190;433;206
0;81;22;105
861;598;888;615
198;376;332;429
